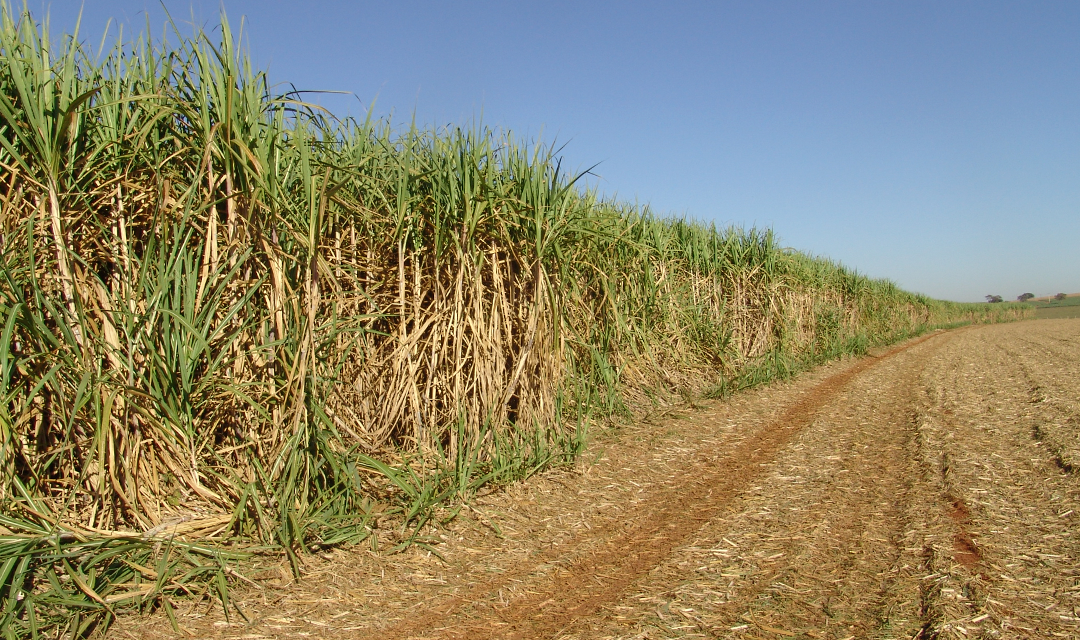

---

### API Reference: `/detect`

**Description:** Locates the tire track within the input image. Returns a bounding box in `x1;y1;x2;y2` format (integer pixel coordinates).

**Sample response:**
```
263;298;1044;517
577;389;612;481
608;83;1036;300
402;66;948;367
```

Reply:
579;329;949;639
378;333;944;640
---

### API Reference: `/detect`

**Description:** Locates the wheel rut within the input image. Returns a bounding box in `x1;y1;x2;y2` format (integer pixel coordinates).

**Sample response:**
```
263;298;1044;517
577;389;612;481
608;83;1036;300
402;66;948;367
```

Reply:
379;334;942;640
577;329;948;639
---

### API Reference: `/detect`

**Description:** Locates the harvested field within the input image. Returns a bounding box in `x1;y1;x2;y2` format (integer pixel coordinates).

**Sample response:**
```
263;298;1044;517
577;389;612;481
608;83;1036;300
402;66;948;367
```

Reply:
106;321;1080;639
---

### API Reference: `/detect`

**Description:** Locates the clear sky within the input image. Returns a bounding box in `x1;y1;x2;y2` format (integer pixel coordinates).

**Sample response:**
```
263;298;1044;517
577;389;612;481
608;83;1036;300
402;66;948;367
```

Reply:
32;0;1080;302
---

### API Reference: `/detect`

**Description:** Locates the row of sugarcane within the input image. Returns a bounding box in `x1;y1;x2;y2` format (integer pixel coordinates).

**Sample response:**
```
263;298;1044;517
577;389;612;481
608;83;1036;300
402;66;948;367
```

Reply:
0;4;1030;637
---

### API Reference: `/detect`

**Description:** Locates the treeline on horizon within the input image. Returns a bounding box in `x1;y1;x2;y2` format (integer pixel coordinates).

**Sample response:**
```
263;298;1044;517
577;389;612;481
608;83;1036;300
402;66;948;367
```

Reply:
0;4;1030;636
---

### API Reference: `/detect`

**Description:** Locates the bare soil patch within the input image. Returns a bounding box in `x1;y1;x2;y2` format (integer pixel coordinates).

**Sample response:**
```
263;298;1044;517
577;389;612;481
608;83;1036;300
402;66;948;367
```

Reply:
110;320;1080;639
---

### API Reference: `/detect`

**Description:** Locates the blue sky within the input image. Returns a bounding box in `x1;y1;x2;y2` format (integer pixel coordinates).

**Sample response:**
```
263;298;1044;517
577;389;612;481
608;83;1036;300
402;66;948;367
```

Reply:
34;0;1080;301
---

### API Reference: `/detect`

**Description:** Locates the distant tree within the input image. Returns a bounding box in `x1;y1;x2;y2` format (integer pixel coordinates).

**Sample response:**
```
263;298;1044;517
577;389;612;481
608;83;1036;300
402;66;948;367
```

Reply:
1055;292;1067;301
985;295;1003;303
1018;293;1035;302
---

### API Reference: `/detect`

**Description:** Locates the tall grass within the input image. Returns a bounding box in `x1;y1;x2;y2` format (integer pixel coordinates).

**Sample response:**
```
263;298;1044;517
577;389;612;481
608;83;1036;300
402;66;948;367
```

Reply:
0;5;1030;636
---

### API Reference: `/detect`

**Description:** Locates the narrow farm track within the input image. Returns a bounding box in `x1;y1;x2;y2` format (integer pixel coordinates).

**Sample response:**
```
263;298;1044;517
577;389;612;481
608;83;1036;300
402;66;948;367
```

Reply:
115;320;1080;640
371;336;938;640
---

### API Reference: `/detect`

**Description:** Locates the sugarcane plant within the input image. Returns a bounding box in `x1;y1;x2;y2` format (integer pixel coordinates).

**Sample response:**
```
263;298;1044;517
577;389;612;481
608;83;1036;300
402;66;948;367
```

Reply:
0;3;1032;637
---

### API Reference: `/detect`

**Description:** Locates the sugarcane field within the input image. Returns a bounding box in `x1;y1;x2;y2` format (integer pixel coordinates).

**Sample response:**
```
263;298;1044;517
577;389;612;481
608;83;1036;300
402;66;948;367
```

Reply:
0;3;1077;639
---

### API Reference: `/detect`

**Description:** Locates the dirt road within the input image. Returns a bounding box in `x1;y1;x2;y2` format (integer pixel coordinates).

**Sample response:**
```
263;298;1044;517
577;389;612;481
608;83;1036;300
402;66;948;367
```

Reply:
115;319;1080;639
